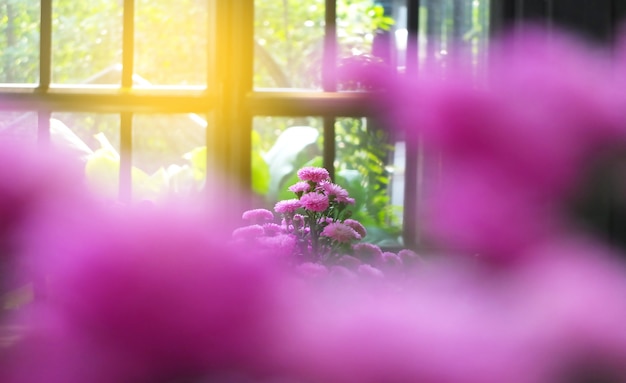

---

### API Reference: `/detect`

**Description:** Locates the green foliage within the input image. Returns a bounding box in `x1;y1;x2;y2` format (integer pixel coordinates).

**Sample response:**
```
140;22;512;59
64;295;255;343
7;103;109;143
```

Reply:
335;117;402;242
254;0;392;88
86;132;204;201
0;0;40;82
251;130;270;195
52;0;121;83
134;0;207;85
261;126;320;200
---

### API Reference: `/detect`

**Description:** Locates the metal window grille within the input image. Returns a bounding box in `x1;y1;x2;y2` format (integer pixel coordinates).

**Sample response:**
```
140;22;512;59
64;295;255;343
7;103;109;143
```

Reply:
0;0;491;249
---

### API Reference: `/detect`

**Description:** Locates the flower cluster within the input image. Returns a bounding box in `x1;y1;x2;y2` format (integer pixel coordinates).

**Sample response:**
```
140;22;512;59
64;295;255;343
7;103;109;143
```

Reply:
234;166;418;279
8;26;626;383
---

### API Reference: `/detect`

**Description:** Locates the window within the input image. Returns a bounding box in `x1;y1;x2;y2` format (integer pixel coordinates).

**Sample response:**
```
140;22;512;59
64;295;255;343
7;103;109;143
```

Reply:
0;0;489;248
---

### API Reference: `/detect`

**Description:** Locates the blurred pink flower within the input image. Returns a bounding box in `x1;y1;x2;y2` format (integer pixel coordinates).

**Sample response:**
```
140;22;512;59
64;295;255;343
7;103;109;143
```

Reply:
232;224;265;240
371;29;626;263
242;208;274;223
7;206;292;383
274;199;302;214
262;223;283;236
398;249;424;268
0;144;95;294
381;252;403;269
257;234;298;258
423;164;563;261
344;219;367;239
321;223;361;243
352;243;384;266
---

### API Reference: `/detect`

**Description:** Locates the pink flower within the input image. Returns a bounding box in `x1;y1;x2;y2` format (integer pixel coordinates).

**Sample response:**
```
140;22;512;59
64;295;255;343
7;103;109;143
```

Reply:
300;193;330;212
321;222;361;243
232;224;264;240
382;252;404;268
274;199;302;214
353;243;384;265
288;182;311;195
257;234;297;257
242;208;274;223
398;249;423;268
344;219;367;239
337;255;362;270
380;252;405;277
318;182;351;203
297;167;330;183
8;205;289;383
262;223;283;236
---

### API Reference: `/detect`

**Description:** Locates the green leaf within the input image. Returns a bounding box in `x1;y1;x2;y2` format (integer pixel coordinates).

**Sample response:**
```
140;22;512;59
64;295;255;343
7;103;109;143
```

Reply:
264;126;320;200
183;146;207;182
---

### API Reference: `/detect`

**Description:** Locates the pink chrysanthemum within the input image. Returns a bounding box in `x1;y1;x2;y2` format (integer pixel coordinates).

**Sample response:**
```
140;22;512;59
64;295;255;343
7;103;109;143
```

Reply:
297;167;330;183
242;208;274;223
258;234;297;257
344;219;367;239
318;182;351;203
381;252;404;269
300;193;330;212
353;242;384;265
262;223;283;236
288;182;311;195
398;249;424;267
274;199;302;214
337;254;362;270
321;222;361;243
232;224;264;240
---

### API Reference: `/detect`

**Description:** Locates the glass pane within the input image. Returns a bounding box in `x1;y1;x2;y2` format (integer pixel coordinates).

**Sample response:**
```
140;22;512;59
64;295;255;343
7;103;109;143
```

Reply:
254;1;325;89
337;0;396;90
252;116;323;204
335;117;403;247
52;1;123;84
131;114;207;201
135;0;208;86
51;112;120;198
418;0;490;69
0;0;40;83
0;111;38;145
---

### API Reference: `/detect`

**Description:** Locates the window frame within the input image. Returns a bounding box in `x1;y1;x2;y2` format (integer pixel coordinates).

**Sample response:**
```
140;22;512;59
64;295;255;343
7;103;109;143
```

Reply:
0;0;495;249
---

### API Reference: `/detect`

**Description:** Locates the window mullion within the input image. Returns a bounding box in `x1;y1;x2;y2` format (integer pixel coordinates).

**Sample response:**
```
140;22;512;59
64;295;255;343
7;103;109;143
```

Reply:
322;0;337;180
119;112;133;203
403;0;420;249
119;0;135;202
37;0;52;145
122;0;135;89
39;0;52;90
322;0;337;92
